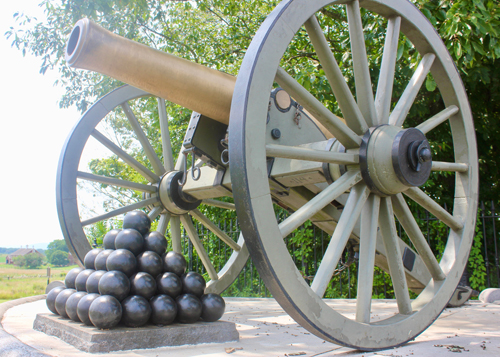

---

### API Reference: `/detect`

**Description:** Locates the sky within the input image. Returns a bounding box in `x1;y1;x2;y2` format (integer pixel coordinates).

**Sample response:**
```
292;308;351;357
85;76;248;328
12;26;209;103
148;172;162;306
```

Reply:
0;0;80;249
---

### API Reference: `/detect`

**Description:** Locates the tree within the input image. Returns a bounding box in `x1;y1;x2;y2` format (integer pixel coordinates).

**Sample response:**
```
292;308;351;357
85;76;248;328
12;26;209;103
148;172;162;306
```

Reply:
13;253;44;268
45;239;69;261
49;250;69;266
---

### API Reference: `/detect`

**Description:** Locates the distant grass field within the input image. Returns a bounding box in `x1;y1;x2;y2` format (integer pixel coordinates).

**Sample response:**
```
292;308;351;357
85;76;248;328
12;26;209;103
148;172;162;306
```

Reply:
0;260;76;301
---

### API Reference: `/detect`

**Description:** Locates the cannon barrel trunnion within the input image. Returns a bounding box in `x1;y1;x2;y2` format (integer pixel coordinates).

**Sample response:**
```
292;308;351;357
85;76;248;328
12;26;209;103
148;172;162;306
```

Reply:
57;0;478;351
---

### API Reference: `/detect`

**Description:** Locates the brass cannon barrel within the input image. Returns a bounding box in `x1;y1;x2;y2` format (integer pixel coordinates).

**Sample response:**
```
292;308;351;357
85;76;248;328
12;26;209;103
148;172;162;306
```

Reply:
65;19;235;124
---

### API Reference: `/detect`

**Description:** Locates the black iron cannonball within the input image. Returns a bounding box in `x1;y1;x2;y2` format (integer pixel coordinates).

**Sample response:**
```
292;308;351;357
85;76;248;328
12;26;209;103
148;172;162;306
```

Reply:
123;211;151;236
200;293;225;322
76;293;100;326
65;291;88;322
55;288;76;318
130;272;157;300
89;295;123;329
103;229;121;249
46;286;65;315
181;271;206;298
106;249;137;277
98;270;130;301
176;294;202;324
84;248;103;269
64;267;84;289
156;272;182;298
121;295;152;327
150;294;177;325
94;249;114;271
163;251;187;277
115;228;144;256
75;269;95;292
86;270;107;294
143;231;168;256
137;251;162;278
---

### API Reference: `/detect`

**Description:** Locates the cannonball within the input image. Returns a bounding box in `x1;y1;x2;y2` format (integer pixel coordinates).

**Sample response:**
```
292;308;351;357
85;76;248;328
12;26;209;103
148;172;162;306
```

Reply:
46;286;65;315
176;294;202;324
115;228;144;256
200;293;225;322
98;270;130;301
65;291;88;322
86;270;107;294
103;229;121;249
64;267;84;289
137;251;162;278
55;288;76;318
121;295;152;327
150;294;177;325
94;249;114;271
123;211;151;236
163;251;186;277
106;249;137;277
144;231;168;256
89;295;122;329
76;293;100;326
181;271;206;298
156;272;182;298
130;272;157;300
84;248;103;269
75;269;95;292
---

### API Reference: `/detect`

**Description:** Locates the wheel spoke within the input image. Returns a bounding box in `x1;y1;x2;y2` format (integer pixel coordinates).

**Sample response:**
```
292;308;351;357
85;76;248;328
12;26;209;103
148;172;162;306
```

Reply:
311;182;369;297
202;199;236;210
158;98;176;172
275;67;362;149
148;206;162;221
404;187;463;231
304;16;368;135
416;105;459;134
174;150;186;171
279;170;362;237
81;196;159;226
190;209;241;251
379;197;413;315
122;102;166;176
170;215;182;253
375;16;401;125
77;171;157;193
431;161;468;173
91;129;160;183
266;144;359;165
180;214;218;281
392;194;445;281
355;194;381;323
389;53;436;127
346;1;377;127
156;212;171;235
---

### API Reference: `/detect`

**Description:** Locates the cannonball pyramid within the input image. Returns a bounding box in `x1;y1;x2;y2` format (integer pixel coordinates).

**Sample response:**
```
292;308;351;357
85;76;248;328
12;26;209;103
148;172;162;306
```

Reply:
47;210;226;329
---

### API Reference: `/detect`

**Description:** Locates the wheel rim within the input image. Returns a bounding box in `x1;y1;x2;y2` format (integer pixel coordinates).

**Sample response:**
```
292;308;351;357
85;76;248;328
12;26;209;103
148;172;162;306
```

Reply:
57;85;248;294
229;0;477;350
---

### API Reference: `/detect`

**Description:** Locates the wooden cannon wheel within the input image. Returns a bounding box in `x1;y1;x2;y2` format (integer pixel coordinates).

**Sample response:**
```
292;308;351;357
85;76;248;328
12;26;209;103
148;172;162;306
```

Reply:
229;0;478;350
56;85;248;294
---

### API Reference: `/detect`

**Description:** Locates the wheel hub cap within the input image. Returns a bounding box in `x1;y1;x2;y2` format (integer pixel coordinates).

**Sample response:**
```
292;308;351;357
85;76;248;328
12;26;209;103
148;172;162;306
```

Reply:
158;171;201;215
360;125;432;196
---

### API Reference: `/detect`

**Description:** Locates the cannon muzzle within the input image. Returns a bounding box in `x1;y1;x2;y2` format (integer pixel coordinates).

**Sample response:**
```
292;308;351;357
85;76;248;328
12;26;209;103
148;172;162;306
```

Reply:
65;19;235;124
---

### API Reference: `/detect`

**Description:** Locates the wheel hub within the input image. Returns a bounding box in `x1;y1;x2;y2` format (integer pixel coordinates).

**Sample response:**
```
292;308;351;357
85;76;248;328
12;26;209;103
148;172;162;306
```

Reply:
360;125;432;196
158;171;202;215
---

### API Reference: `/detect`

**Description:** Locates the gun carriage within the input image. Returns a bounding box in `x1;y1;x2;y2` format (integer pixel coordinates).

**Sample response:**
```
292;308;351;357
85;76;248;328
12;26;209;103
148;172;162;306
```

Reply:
57;0;478;350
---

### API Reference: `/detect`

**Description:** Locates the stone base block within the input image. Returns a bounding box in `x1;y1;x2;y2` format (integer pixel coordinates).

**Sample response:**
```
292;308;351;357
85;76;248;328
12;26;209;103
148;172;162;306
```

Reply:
479;288;500;303
33;313;239;353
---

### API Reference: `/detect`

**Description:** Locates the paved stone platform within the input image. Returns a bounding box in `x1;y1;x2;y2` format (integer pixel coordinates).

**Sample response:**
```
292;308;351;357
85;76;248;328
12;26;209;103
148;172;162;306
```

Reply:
1;297;500;356
33;313;238;353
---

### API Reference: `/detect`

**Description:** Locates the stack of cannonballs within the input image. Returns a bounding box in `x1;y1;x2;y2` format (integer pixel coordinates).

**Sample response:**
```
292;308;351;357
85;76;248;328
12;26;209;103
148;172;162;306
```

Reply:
46;211;225;329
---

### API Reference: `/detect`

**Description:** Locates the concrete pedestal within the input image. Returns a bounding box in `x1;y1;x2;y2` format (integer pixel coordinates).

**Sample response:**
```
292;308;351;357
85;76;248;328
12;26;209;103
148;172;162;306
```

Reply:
33;313;239;353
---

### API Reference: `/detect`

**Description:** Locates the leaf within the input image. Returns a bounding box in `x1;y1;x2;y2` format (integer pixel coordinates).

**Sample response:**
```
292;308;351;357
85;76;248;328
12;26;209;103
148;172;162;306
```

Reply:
425;75;437;92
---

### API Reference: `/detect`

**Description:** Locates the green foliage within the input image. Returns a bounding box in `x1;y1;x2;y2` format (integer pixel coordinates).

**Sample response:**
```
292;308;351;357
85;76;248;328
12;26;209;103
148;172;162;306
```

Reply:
49;250;69;266
45;239;68;261
13;253;44;269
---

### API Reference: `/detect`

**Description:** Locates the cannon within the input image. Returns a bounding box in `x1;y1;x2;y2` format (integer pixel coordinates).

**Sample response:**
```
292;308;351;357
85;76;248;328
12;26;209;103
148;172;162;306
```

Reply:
57;0;478;350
